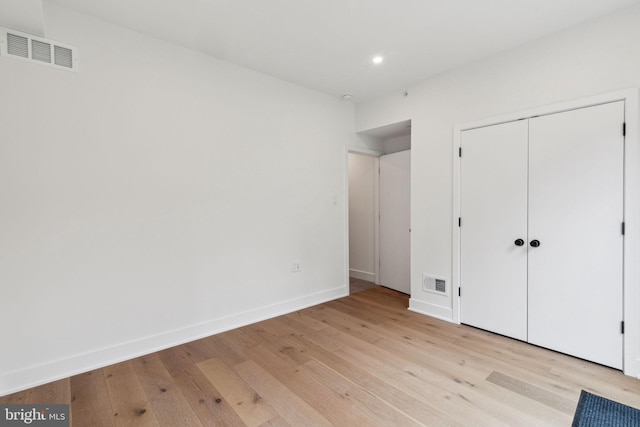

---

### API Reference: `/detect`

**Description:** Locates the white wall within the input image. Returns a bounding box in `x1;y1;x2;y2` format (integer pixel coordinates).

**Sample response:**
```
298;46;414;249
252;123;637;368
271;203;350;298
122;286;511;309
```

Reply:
0;3;358;395
0;0;44;36
383;134;411;154
356;4;640;373
348;153;377;282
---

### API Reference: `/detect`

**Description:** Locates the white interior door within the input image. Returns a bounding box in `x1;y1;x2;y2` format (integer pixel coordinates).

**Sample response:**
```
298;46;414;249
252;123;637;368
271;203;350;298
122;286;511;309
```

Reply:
460;121;529;341
379;150;410;294
528;102;624;369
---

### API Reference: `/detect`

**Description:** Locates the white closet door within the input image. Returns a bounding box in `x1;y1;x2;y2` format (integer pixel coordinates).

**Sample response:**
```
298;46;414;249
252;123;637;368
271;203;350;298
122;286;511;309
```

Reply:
528;102;624;369
460;120;529;341
379;150;411;294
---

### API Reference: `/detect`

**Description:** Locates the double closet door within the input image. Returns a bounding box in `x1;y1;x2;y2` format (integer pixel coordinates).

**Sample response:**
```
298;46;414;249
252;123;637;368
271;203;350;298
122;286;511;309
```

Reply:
460;101;624;369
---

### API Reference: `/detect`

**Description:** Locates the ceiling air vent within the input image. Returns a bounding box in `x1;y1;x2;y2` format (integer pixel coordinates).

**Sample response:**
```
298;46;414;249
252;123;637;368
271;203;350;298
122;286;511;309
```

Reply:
1;27;78;71
422;273;448;296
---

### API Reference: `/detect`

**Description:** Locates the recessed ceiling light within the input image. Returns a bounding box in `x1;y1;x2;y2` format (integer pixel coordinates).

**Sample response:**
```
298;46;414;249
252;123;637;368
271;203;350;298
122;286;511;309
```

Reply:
372;56;384;64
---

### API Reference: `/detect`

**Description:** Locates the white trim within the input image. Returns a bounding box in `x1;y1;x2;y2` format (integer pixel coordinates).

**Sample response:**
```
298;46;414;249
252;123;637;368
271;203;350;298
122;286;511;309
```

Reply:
409;298;455;323
623;89;640;378
349;269;376;282
346;146;384;157
0;286;347;397
344;148;351;293
455;89;635;131
373;156;380;285
452;88;640;378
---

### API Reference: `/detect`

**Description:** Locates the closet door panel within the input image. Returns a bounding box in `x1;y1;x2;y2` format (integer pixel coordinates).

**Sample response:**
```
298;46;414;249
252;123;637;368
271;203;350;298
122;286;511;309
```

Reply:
460;121;529;341
528;101;624;369
379;150;411;294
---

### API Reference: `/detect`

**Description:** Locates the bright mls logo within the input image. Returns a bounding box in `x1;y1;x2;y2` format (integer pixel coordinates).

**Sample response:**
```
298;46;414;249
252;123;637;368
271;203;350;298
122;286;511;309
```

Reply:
0;405;69;427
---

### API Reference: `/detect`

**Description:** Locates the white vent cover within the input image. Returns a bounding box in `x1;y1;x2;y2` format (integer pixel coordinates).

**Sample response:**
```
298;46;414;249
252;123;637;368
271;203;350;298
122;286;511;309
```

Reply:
422;273;448;296
0;27;77;71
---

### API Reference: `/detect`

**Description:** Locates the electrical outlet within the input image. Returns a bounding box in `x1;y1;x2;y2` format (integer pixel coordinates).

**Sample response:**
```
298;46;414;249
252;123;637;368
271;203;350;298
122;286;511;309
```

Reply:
291;262;302;272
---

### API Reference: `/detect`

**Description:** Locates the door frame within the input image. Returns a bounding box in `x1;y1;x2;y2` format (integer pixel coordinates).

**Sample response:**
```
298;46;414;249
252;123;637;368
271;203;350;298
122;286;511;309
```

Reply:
452;88;640;378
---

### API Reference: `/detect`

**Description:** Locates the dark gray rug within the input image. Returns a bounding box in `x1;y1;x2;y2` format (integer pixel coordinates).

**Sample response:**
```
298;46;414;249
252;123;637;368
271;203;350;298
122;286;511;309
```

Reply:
572;390;640;427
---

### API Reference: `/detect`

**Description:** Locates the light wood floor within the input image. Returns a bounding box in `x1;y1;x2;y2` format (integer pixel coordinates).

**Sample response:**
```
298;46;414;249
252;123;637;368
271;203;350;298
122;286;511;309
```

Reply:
349;277;377;294
3;287;640;426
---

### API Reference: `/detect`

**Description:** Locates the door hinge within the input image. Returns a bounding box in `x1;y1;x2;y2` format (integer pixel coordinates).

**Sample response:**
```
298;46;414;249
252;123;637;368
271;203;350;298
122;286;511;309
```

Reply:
622;222;625;235
458;147;462;157
621;321;625;334
458;217;461;227
623;122;626;136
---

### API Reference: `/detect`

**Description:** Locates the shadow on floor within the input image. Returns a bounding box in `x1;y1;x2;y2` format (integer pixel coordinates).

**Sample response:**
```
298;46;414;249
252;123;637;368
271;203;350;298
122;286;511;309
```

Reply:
349;277;377;294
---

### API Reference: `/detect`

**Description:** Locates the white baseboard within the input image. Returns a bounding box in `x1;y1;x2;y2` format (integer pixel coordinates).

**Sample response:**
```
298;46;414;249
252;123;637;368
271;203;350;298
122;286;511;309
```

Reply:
0;286;348;397
349;269;375;282
408;298;455;323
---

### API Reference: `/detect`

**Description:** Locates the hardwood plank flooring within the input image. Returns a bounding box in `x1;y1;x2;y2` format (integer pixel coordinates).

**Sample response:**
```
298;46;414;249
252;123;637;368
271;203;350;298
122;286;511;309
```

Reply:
349;277;377;294
3;286;640;426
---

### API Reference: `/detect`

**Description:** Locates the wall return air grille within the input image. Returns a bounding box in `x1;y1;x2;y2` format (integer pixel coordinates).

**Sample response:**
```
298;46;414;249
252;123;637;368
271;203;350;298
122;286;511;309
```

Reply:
0;27;78;71
422;273;448;296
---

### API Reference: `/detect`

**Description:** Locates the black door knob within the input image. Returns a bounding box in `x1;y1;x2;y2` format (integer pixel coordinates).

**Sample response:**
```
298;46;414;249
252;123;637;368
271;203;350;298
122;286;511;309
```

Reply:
514;239;525;246
530;239;541;247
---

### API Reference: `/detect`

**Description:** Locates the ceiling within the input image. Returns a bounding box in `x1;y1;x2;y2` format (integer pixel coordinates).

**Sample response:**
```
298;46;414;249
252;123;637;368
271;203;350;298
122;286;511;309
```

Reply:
44;0;640;102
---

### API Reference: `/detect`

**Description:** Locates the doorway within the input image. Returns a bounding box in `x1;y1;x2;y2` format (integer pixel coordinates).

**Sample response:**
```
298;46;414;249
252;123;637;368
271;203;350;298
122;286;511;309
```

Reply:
348;120;411;295
348;152;378;294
